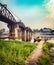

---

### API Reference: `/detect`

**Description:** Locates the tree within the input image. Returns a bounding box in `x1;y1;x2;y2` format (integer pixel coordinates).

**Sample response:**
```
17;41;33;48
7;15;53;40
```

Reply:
0;28;5;36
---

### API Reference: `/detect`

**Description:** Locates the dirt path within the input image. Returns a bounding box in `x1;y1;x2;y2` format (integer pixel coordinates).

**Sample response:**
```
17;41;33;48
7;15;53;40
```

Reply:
24;40;44;65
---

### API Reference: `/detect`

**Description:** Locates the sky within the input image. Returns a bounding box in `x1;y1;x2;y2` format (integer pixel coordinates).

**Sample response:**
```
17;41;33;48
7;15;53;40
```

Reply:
0;0;54;30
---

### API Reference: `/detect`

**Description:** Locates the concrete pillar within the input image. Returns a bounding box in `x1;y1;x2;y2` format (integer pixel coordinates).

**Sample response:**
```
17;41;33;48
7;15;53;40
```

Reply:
28;31;29;41
14;24;19;39
18;28;22;40
26;31;29;41
29;32;31;41
26;30;32;41
30;32;32;41
8;24;19;40
28;32;32;41
22;30;26;41
26;31;28;41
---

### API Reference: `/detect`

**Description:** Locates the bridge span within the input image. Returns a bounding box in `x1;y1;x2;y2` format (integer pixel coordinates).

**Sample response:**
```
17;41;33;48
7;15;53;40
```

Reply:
0;3;32;41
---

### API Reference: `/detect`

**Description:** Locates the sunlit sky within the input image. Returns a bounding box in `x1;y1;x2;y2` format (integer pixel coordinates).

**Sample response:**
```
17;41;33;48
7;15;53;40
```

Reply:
0;0;54;30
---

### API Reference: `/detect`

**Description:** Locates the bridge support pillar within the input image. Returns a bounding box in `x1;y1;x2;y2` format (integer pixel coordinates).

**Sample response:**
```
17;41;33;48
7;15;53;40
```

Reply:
26;31;32;41
27;31;29;41
8;24;19;40
26;31;29;41
29;32;32;41
22;30;26;41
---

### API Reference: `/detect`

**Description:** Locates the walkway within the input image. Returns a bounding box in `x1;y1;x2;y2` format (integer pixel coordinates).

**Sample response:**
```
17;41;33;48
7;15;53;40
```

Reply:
24;40;44;65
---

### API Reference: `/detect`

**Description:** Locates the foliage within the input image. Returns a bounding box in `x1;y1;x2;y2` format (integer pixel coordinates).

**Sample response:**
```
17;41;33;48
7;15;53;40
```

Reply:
38;42;52;65
0;40;37;65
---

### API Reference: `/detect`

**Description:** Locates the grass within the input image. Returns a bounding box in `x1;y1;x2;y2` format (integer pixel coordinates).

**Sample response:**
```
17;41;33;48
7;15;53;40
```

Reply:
0;40;37;65
38;42;52;65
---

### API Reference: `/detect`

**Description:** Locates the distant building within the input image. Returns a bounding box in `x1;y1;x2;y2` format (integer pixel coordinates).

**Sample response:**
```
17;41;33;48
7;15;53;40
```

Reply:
33;28;54;40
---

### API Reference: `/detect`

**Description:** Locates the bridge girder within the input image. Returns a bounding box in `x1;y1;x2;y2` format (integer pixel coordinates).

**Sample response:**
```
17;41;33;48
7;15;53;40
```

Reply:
0;3;33;41
0;3;16;24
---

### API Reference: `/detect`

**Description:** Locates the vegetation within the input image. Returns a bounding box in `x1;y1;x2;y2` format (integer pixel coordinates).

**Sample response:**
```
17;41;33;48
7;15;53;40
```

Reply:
47;42;54;48
0;28;5;36
38;42;52;65
0;40;37;65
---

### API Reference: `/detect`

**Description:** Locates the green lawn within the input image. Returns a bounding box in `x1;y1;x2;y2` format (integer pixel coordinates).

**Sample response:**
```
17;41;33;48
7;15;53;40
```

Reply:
0;40;37;65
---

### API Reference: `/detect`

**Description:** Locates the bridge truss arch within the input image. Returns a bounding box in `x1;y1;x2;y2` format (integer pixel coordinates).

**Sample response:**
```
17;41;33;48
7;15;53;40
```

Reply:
0;3;16;23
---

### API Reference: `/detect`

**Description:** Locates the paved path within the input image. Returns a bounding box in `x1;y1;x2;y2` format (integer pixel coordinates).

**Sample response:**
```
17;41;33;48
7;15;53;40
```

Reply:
24;40;44;65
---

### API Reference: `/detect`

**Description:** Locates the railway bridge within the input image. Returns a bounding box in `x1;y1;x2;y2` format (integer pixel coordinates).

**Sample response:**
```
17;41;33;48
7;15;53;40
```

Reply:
0;3;32;41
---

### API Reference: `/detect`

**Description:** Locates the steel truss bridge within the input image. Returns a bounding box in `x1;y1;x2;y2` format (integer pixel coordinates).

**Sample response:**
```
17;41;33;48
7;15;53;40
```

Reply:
0;3;32;41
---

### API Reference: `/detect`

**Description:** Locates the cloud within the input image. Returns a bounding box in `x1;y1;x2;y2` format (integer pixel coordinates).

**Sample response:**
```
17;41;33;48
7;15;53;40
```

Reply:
45;0;54;14
35;0;54;29
38;16;54;29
